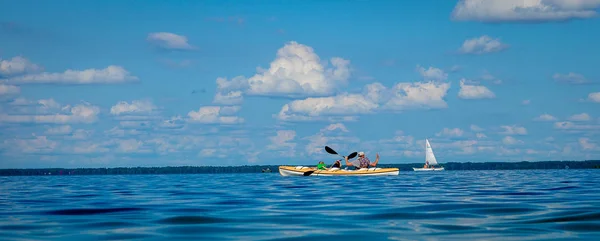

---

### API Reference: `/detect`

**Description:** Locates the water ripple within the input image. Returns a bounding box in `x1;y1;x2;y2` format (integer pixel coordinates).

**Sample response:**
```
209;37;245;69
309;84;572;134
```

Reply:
1;169;599;240
45;207;145;216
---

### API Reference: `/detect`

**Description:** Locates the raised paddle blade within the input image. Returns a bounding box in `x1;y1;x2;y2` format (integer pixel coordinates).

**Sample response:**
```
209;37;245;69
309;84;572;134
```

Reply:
324;146;338;155
347;152;358;159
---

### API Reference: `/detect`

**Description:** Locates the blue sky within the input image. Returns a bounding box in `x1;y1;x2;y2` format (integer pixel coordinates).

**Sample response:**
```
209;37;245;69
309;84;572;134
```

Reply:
1;0;600;168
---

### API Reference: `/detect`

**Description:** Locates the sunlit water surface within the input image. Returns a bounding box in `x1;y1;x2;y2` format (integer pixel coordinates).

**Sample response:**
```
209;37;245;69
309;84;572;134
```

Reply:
1;169;599;240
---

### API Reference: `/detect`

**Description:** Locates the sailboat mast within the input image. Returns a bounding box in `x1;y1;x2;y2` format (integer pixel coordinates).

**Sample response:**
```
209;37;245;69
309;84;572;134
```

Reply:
425;139;428;166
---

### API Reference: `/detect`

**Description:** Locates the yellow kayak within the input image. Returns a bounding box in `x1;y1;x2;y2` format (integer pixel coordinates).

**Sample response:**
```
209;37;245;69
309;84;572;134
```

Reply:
278;166;399;176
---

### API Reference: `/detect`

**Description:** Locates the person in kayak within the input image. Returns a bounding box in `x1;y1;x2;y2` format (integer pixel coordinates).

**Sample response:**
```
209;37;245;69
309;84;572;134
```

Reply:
317;161;327;170
329;159;342;169
345;151;379;169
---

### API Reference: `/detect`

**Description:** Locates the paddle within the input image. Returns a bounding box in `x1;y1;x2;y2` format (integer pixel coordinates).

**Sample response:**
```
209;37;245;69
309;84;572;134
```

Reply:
303;147;357;176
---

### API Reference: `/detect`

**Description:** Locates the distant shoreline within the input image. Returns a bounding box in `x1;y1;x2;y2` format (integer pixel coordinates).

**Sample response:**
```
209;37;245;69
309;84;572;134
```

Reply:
1;160;599;176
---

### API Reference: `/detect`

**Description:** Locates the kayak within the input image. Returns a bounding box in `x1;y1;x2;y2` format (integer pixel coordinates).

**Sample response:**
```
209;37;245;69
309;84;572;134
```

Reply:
278;166;399;176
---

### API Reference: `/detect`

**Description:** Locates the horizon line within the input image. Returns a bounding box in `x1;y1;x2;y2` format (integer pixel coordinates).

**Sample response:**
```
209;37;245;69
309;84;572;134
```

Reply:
1;159;599;170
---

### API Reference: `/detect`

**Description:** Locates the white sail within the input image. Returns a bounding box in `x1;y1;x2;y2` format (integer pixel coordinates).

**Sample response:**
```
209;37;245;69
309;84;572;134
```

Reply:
425;139;438;165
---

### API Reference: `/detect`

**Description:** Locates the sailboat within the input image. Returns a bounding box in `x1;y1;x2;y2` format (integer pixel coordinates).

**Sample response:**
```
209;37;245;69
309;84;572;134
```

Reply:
413;139;445;171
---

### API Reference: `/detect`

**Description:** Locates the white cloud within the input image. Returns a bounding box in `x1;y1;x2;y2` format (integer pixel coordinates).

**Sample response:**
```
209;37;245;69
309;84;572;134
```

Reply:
480;71;503;84
187;106;244;124
219;106;241;116
119;121;152;130
215;76;249;93
568;113;591;121
0;101;100;124
416;65;448;81
2;135;58;153
276;94;378;122
436;128;464;137
45;125;73;135
534;114;557;121
375;82;451;111
362;131;422;159
321;123;349;132
276;81;450;122
579;138;597;150
71;129;92;140
525;149;539;155
71;142;109;154
431;139;481;155
389;131;415;144
554;121;600;131
587;92;600;103
110;100;157;115
117;139;144;153
470;125;484;132
369;132;418;159
458;36;508;54
378;128;590;160
458;79;495;99
0;84;20;96
553;72;589;84
267;130;297;155
147;32;196;50
304;134;329;156
497;147;522;156
450;65;462;72
214;41;351;98
105;126;143;137
157;116;185;130
281;94;375;118
503;136;523;145
500;125;527;135
304;124;359;156
112;115;161;122
38;99;62;110
522;99;531;105
2;123;260;165
3;65;137;84
476;133;487;139
451;0;600;22
213;91;243;105
43;128;94;143
0;56;42;77
8;97;37;106
199;148;217;157
6;98;68;115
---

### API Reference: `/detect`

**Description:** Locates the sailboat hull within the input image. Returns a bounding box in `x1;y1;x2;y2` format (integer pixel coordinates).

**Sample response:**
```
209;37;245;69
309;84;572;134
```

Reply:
412;167;445;171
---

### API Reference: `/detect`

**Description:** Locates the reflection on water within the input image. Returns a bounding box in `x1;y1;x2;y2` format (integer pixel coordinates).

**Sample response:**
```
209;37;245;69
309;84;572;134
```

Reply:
1;170;599;240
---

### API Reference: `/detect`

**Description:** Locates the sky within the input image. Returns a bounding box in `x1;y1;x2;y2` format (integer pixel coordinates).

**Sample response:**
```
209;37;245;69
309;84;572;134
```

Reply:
1;0;600;168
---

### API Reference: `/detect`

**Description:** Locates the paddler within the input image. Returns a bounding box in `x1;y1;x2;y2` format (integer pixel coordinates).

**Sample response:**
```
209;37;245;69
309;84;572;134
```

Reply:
329;159;342;170
317;161;327;170
345;151;379;169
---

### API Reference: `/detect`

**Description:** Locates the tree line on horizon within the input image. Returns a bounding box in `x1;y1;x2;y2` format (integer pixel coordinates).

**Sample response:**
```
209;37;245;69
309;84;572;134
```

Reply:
0;160;599;176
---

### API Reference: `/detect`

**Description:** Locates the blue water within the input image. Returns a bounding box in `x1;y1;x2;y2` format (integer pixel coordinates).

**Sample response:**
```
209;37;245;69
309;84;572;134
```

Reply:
1;169;599;240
